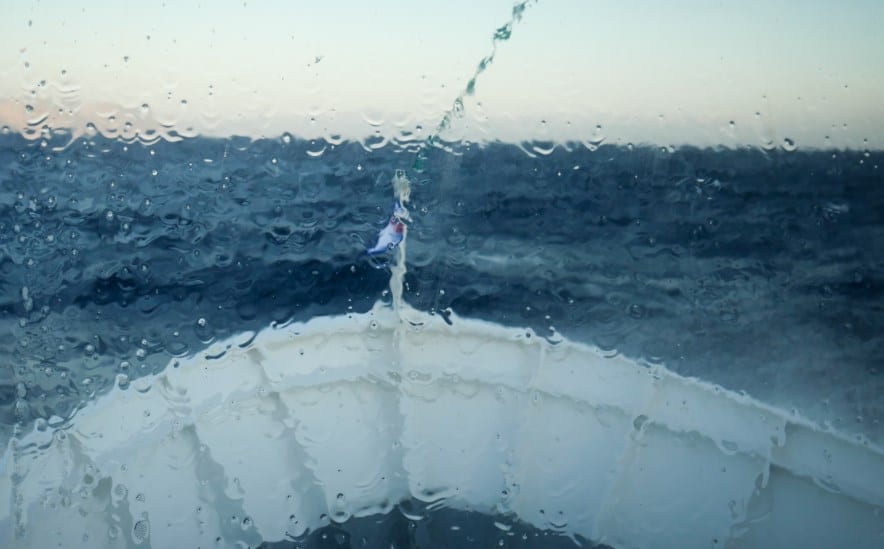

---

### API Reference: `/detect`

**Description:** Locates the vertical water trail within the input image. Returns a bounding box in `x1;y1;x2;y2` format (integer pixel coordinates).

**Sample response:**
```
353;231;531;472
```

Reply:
389;170;411;316
387;0;539;316
412;0;537;172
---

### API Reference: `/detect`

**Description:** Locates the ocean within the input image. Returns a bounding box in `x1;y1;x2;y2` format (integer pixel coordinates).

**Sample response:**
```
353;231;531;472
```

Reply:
3;134;881;441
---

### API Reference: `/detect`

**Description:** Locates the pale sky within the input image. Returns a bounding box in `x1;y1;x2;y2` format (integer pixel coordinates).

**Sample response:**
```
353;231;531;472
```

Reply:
1;0;882;149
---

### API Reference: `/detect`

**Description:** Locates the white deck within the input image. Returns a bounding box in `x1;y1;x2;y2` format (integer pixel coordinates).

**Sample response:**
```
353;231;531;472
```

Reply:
2;303;882;548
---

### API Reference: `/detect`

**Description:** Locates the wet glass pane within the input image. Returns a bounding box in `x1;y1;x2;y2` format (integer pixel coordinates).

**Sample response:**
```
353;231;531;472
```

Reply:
1;1;882;547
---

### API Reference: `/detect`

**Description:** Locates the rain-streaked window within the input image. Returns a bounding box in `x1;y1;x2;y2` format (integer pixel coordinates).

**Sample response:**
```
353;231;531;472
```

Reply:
1;1;882;547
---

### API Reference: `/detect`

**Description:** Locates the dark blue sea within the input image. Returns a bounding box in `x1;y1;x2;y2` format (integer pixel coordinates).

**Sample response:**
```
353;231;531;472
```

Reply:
1;132;882;546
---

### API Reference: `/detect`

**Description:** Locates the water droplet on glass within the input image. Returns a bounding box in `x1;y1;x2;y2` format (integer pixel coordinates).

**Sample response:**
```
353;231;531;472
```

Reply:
117;374;130;390
132;519;149;542
628;303;646;319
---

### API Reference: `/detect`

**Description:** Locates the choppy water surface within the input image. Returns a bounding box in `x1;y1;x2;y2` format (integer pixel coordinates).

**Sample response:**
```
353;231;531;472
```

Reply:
2;134;881;444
